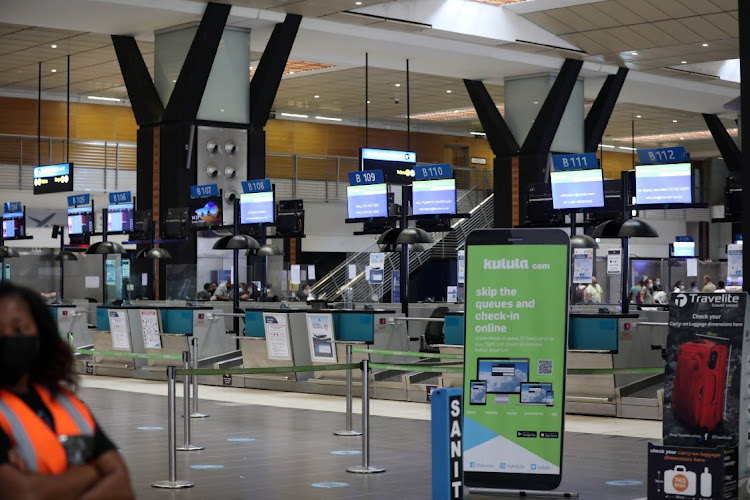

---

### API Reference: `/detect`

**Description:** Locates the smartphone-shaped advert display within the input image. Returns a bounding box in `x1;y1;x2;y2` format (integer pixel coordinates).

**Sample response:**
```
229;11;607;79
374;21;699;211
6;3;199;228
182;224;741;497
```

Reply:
463;228;569;491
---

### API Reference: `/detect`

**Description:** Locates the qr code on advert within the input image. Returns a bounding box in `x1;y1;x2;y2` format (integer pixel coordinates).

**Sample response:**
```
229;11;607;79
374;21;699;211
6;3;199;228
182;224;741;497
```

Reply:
537;359;553;375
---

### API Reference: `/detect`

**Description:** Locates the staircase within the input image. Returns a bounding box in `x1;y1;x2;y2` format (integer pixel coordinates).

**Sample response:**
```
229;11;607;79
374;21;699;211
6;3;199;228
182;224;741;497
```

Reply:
311;191;495;302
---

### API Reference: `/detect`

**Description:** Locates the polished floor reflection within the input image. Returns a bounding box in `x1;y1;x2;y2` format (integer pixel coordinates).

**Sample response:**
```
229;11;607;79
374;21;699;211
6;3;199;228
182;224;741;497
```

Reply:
78;379;650;499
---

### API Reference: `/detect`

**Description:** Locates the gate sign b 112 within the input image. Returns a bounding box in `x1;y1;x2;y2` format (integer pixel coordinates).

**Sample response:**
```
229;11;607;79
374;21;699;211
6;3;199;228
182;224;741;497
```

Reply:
637;146;688;165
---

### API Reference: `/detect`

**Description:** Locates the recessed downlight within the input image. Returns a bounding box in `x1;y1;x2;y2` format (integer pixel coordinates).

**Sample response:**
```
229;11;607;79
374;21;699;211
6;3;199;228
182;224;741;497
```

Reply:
314;95;320;99
702;43;709;47
631;51;638;55
394;83;401;87
681;60;687;64
673;119;678;123
446;90;452;93
636;115;642;118
51;44;57;49
51;69;57;73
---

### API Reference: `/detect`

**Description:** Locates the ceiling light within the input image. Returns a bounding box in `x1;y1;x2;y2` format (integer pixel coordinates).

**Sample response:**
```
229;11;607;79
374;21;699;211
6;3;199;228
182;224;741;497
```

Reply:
172;79;176;83
356;1;362;4
673;119;678;123
599;144;616;149
446;90;452;93
87;96;121;102
619;146;636;151
470;131;486;136
51;69;57;73
394;83;401;87
281;112;309;118
315;116;342;121
289;71;295;74
631;51;638;55
51;44;57;49
702;43;709;47
636;115;642;118
453;110;459;113
249;66;253;70
679;137;685;140
367;100;371;104
681;60;687;64
533;101;538;104
314;95;320;98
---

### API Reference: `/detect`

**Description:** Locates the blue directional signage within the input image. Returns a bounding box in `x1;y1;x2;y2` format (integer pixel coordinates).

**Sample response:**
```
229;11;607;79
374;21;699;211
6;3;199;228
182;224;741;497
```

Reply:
67;194;90;207
637;146;688;165
109;191;131;204
33;163;73;194
551;153;598;171
675;235;694;242
414;163;453;181
3;202;21;213
348;169;384;186
241;178;272;193
190;184;220;199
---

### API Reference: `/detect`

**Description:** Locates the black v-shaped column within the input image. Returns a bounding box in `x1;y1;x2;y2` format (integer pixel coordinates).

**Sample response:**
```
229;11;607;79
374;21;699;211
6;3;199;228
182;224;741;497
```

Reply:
703;114;741;172
248;14;302;180
585;67;628;152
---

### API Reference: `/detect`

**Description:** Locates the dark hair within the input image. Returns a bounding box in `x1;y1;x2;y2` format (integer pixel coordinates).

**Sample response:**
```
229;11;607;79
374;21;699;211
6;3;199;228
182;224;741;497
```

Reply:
0;283;76;393
718;280;725;288
203;282;212;291
690;281;697;287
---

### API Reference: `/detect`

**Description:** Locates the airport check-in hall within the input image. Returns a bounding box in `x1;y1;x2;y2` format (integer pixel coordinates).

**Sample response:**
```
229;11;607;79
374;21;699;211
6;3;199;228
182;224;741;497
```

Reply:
0;0;747;498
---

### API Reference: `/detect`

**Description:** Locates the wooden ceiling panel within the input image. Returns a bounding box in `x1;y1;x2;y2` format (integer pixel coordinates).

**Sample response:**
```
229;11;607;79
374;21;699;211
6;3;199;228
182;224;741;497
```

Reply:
546;8;599;32
614;0;670;22
568;4;621;29
677;0;724;15
593;1;646;25
649;0;698;18
519;12;575;35
707;0;738;12
629;23;680;47
652;20;703;44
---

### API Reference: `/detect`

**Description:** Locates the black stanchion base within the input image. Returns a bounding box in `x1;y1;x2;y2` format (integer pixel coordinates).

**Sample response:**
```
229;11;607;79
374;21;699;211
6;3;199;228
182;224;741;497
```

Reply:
346;466;386;474
152;480;194;489
333;430;362;436
176;444;205;451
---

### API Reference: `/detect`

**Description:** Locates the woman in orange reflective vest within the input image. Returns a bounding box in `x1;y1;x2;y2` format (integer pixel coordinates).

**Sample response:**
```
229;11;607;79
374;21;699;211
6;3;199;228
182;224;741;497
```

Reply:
0;283;133;499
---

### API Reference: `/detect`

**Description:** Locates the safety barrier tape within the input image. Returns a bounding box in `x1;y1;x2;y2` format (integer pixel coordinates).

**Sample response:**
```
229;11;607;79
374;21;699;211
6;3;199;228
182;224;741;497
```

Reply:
351;348;462;359
74;348;183;360
176;363;360;377
368;362;464;374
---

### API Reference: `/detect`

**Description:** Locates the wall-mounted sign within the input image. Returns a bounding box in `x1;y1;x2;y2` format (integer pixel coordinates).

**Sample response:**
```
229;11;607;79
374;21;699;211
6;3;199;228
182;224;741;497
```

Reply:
637;146;688;165
33;163;73;194
470;157;487;165
241;178;272;193
348;169;384;186
415;163;453;181
67;194;90;207
109;191;132;204
551;153;598;171
607;249;621;275
190;184;219;199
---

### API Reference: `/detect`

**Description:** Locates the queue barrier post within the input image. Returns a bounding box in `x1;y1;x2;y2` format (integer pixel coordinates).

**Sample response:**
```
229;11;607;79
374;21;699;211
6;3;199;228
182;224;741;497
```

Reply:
176;351;204;452
152;366;194;489
334;344;361;437
346;359;385;474
190;338;209;419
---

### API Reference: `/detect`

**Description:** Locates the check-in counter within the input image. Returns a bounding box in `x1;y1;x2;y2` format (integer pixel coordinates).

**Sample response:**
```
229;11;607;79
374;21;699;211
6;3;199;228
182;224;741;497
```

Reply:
50;304;92;348
87;305;233;378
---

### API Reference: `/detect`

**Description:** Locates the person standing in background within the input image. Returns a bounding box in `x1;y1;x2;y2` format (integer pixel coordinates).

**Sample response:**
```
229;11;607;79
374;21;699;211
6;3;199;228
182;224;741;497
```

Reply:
701;275;716;293
630;280;644;304
715;280;727;293
689;281;699;292
672;281;685;293
584;277;604;304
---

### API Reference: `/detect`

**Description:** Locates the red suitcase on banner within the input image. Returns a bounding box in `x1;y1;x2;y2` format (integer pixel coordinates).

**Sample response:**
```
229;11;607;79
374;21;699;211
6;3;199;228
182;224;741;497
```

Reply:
671;339;728;431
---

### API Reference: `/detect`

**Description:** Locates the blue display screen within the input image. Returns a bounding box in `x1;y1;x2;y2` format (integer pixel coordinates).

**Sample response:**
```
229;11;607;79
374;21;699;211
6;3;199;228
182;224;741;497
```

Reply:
107;203;134;233
635;163;692;205
239;191;274;224
412;178;456;215
550;169;604;210
347;183;388;219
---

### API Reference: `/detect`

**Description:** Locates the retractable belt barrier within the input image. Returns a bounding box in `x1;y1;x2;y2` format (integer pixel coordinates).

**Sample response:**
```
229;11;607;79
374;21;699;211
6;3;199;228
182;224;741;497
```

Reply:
74;348;183;360
351;348;462;359
568;367;664;375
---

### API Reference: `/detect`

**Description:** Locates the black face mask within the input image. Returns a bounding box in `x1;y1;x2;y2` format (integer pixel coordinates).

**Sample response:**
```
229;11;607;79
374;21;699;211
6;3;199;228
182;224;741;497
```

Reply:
0;336;39;386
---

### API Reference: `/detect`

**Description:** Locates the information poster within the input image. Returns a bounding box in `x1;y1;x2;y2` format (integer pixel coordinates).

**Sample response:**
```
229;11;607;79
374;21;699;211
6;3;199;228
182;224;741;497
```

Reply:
121;260;130;282
290;265;301;285
105;260;117;286
263;312;292;361
727;244;742;282
109;310;132;351
463;237;568;485
306;313;337;363
607;249;621;275
572;248;593;284
370;252;385;270
458;250;466;284
139;309;162;349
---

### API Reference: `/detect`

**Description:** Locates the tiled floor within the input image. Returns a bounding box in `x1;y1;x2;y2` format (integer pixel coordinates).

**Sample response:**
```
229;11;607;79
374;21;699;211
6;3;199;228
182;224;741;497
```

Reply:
78;377;652;499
